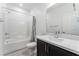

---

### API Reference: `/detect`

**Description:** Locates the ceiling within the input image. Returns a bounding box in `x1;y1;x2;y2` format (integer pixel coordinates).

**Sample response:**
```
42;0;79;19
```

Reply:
6;3;51;12
47;3;66;13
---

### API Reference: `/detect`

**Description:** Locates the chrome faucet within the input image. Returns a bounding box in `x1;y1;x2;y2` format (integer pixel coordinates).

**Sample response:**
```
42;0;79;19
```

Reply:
52;25;60;38
54;31;60;38
48;25;60;38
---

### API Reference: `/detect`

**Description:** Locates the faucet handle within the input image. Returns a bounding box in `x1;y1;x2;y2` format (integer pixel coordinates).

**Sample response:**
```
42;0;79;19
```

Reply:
62;32;65;34
5;33;10;35
58;31;60;34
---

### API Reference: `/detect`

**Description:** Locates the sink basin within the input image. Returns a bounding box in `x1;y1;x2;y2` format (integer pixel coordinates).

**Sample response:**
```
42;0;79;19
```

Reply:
58;38;64;41
48;36;64;42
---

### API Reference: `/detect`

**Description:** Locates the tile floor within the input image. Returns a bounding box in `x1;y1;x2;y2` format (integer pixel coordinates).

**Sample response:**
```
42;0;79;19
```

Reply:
5;47;37;56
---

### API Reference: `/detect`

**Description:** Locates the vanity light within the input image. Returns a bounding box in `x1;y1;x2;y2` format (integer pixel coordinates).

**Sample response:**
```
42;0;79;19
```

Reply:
19;3;23;7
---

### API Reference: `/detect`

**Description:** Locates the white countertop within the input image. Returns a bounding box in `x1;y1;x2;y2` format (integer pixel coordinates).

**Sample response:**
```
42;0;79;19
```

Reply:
36;34;79;55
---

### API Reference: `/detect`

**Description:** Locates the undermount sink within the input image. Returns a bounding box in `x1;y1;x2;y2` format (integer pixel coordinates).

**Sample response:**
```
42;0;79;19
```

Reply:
58;38;64;41
48;35;64;42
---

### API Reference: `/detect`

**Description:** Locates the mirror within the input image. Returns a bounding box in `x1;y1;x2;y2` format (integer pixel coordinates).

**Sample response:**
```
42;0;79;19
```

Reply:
46;3;79;36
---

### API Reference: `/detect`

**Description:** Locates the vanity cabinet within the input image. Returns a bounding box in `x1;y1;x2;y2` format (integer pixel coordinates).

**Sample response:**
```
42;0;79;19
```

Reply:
37;39;49;56
37;39;78;56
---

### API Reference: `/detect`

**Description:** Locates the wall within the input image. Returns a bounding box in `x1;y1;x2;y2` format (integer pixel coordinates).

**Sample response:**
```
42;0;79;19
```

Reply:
47;3;79;35
4;8;32;39
30;8;47;35
0;3;6;55
6;3;49;35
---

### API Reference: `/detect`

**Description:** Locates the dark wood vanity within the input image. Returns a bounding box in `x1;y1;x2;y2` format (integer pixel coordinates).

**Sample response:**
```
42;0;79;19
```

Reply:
37;39;78;56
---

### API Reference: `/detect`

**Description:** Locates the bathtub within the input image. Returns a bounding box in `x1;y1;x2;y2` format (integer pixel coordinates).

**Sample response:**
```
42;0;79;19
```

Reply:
3;37;31;55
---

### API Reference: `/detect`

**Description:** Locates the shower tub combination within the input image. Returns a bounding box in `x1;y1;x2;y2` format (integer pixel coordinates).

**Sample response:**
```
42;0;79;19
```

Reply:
0;6;36;56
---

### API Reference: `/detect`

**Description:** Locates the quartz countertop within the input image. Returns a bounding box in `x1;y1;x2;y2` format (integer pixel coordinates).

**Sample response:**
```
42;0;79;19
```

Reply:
36;34;79;55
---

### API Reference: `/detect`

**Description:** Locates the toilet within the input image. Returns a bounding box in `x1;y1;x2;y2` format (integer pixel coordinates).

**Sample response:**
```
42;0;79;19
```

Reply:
26;42;37;48
26;42;37;56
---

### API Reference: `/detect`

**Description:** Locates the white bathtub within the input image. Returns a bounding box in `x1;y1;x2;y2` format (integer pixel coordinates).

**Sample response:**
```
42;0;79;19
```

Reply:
3;37;31;55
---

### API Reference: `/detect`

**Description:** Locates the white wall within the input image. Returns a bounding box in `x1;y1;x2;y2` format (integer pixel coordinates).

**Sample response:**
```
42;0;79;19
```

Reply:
4;8;32;39
0;3;6;55
6;3;48;35
47;3;79;35
30;8;47;35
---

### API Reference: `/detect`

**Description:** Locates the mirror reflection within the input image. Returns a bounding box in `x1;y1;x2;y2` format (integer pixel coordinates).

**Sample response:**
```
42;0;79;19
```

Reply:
46;3;79;36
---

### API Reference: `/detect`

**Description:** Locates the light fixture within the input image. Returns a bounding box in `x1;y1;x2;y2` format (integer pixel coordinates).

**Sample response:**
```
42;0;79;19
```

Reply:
47;3;56;8
19;3;23;7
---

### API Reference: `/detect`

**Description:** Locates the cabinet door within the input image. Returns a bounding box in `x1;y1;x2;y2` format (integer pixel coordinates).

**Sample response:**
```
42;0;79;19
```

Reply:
48;44;78;56
37;39;47;56
53;45;78;56
48;44;55;56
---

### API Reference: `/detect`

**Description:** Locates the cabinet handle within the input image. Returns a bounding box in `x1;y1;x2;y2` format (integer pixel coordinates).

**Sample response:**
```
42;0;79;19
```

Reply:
47;46;48;54
45;44;46;52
